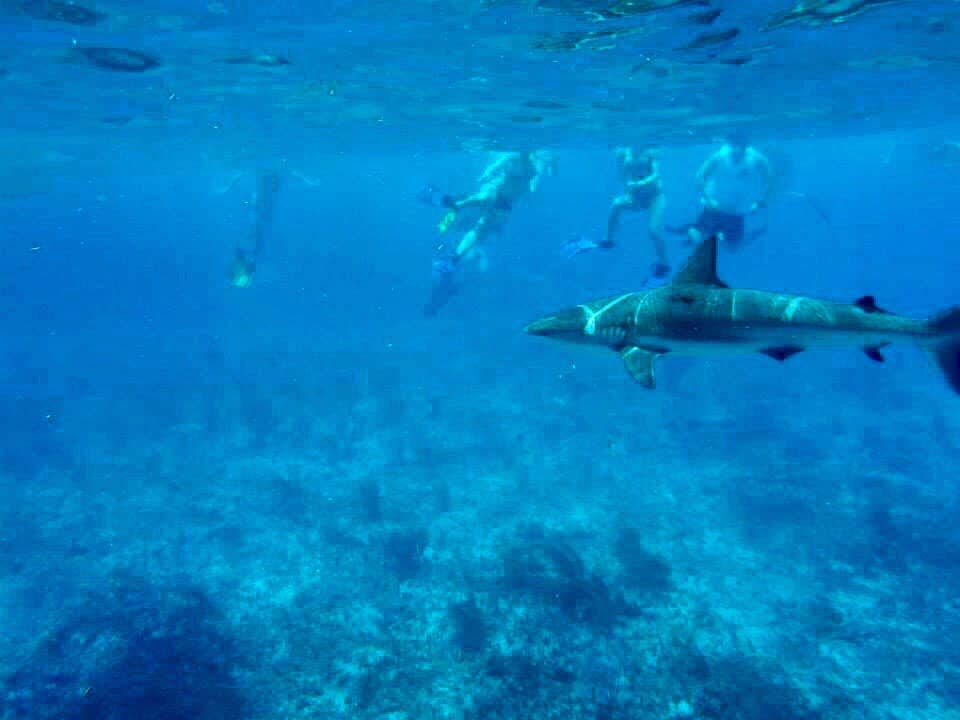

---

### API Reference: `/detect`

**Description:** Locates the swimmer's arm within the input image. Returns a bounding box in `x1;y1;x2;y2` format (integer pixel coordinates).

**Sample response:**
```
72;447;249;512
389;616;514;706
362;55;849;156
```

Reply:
696;154;720;204
529;171;544;193
289;170;322;188
614;148;631;176
634;158;661;186
696;153;719;191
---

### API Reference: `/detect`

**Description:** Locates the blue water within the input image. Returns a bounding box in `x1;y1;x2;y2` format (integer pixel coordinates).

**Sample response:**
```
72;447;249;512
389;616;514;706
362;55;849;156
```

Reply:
3;2;960;719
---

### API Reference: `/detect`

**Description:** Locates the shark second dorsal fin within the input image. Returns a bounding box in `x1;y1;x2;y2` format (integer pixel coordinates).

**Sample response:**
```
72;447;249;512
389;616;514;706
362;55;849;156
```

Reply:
672;235;728;287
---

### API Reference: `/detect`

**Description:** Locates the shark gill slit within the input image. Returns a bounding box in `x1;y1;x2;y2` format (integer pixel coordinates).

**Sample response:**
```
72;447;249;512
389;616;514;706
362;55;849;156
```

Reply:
783;296;804;322
580;294;632;336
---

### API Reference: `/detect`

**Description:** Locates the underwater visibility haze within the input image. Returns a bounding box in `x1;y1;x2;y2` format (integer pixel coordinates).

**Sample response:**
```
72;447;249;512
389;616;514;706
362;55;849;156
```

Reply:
2;1;960;719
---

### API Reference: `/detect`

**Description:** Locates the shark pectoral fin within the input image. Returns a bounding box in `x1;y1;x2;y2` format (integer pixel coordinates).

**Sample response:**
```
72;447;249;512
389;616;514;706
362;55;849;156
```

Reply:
759;345;804;362
621;346;656;388
864;344;889;363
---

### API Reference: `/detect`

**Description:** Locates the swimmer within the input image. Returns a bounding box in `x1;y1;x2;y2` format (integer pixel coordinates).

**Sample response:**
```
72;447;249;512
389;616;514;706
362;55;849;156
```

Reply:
675;131;774;250
564;146;670;279
423;150;555;316
229;169;282;288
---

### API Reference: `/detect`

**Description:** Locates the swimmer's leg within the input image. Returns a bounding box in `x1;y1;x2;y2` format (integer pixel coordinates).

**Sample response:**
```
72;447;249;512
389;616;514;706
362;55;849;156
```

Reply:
467;215;504;271
466;246;490;272
455;223;482;259
686;206;718;246
457;212;503;257
720;213;746;251
424;219;487;317
648;193;670;277
601;195;632;249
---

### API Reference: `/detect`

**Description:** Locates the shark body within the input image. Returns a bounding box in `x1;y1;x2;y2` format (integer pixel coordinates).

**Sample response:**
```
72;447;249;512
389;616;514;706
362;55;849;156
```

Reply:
526;236;960;392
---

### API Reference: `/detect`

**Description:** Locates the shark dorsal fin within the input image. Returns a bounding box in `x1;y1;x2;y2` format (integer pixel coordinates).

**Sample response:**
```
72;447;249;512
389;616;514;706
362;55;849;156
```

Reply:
855;295;891;315
672;235;728;288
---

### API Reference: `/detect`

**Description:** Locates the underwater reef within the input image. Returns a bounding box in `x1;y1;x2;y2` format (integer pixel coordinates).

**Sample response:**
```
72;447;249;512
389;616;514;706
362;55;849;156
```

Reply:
1;358;957;720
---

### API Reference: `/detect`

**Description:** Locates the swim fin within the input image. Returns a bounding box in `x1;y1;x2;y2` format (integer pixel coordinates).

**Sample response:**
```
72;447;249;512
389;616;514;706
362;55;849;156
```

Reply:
418;184;457;209
665;223;695;235
561;235;600;258
422;255;461;317
642;262;673;289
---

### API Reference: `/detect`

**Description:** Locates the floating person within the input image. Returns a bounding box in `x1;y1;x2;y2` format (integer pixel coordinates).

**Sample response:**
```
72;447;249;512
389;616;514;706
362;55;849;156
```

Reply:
917;139;960;167
214;157;320;288
675;25;740;52
222;53;291;67
669;132;774;251
22;0;105;25
563;146;671;279
764;0;899;30
229;170;282;289
537;0;715;20
77;46;160;73
423;150;555;317
526;234;960;394
688;7;723;25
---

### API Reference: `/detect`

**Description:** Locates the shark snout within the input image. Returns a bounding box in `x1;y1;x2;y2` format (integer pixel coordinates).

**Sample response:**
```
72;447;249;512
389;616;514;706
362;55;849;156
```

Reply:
525;307;587;338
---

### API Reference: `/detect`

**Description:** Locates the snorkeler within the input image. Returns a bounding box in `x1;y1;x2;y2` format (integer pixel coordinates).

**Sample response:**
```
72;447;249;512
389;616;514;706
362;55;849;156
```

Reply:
672;132;774;250
229;169;282;288
423;150;555;316
563;146;670;278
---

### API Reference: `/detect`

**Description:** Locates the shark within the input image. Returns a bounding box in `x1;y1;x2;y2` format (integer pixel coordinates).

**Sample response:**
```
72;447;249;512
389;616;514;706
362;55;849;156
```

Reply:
525;235;960;393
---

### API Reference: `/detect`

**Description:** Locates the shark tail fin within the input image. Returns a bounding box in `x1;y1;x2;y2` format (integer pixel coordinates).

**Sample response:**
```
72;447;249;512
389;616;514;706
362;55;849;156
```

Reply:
929;306;960;393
